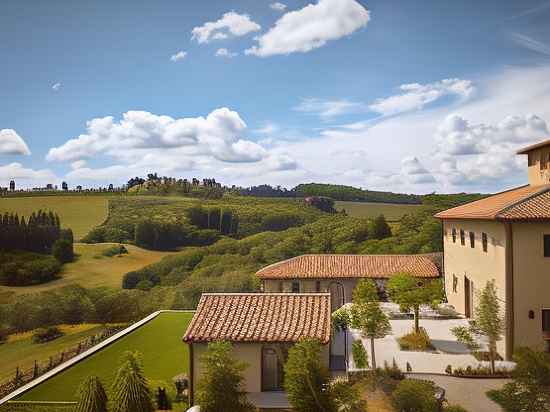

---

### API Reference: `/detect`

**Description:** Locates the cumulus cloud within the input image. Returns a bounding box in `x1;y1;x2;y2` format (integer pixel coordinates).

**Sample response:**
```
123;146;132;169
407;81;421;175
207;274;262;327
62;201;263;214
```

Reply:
46;108;269;164
0;129;31;155
52;82;61;91
270;2;287;11
191;12;261;44
170;51;187;62
401;157;436;184
369;78;474;116
245;0;369;57
294;98;368;119
0;163;56;185
215;48;238;58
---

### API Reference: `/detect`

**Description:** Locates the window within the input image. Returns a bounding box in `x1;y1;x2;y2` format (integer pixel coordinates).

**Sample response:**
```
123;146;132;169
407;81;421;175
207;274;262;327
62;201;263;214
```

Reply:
482;233;488;252
278;281;283;293
545;235;550;257
469;232;475;248
291;281;300;293
315;281;321;293
452;228;457;243
543;310;550;332
460;229;465;246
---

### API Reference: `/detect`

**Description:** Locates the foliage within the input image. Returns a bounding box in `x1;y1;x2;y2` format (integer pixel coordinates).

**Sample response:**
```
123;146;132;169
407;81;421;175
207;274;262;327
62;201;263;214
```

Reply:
353;278;380;304
487;348;550;412
196;341;255;412
450;326;480;350
392;379;439;412
0;210;61;253
295;183;422;204
52;238;74;263
449;364;510;377
0;251;62;286
386;273;443;333
185;205;239;235
111;351;155;412
332;307;352;332
102;244;129;257
74;375;108;412
330;377;367;412
397;328;434;351
352;340;369;369
284;338;335;412
32;326;64;343
304;196;337;213
369;214;392;240
443;406;469;412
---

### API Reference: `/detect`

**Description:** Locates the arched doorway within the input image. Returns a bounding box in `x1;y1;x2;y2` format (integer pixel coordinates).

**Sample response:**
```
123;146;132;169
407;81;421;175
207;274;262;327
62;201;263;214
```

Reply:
328;281;345;311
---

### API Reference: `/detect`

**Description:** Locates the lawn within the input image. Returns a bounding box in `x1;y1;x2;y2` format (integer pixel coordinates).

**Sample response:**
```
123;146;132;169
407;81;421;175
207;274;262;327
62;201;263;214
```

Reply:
335;201;423;221
18;311;193;402
0;324;110;384
0;243;175;297
0;196;109;240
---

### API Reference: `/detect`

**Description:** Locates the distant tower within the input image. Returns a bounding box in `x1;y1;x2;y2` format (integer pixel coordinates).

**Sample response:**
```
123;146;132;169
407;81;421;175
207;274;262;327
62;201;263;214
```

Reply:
9;180;15;191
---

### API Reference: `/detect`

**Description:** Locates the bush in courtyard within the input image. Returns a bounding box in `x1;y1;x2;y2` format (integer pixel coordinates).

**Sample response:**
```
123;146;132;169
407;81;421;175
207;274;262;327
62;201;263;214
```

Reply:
75;375;108;412
352;340;369;369
52;238;74;263
196;341;255;412
330;377;367;412
111;351;154;412
32;326;64;343
392;379;439;412
398;327;435;351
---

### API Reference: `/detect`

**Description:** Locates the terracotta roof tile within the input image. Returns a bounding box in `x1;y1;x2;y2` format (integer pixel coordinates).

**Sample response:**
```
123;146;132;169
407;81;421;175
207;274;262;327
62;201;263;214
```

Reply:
256;254;440;279
182;293;331;344
434;185;550;220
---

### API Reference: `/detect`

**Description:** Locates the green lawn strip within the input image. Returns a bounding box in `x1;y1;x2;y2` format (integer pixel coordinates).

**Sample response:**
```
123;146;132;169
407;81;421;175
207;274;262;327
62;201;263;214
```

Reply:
18;312;192;402
334;201;424;221
0;325;107;383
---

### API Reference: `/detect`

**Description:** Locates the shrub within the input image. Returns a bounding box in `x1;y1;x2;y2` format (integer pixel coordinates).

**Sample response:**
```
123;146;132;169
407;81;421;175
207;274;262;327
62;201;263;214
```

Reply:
444;406;469;412
102;244;129;257
53;238;74;263
111;351;155;412
0;252;61;286
352;340;369;369
75;375;108;412
392;379;439;412
0;326;8;344
445;365;452;375
398;327;435;351
32;326;64;343
136;280;154;291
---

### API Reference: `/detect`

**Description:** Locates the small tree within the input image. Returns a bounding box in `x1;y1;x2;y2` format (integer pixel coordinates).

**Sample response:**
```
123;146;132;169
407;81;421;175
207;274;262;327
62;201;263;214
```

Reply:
284;338;335;412
52;238;74;263
369;214;392;240
112;351;154;412
75;375;108;412
196;341;254;412
386;273;443;333
353;278;379;303
351;340;368;369
487;347;550;412
451;280;503;374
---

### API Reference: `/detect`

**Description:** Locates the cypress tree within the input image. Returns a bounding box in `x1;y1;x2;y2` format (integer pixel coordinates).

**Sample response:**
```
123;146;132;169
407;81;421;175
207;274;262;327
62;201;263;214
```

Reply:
111;351;154;412
75;376;108;412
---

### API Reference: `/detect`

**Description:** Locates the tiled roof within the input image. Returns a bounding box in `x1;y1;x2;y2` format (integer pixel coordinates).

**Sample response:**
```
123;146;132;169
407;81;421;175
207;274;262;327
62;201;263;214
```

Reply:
434;185;550;220
182;293;331;344
256;254;440;279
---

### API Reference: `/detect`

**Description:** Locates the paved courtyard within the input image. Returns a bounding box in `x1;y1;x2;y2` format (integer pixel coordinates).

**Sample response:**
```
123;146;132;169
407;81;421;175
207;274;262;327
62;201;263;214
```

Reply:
349;318;515;374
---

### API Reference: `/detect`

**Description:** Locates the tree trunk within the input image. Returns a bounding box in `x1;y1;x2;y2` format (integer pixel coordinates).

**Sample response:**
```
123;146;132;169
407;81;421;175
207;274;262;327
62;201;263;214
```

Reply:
414;306;420;334
489;342;496;375
370;336;376;370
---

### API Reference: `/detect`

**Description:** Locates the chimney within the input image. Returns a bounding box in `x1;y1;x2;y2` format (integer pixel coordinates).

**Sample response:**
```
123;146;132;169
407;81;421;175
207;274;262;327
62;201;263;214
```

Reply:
517;139;550;186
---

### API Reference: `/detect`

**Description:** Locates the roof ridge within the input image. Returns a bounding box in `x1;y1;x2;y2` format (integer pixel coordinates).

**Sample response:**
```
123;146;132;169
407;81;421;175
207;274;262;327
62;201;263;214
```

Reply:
201;292;331;296
496;186;550;219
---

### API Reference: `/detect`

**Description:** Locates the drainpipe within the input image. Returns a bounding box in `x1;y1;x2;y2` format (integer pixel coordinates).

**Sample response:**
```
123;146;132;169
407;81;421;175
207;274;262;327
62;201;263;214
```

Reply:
504;222;515;361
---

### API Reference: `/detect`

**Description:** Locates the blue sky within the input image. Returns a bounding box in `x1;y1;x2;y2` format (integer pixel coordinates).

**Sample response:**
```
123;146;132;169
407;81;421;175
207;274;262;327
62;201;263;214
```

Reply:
2;0;550;193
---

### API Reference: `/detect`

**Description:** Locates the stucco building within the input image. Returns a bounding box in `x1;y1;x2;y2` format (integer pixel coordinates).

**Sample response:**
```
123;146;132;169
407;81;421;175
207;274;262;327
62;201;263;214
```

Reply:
257;254;441;311
182;293;331;407
436;138;550;360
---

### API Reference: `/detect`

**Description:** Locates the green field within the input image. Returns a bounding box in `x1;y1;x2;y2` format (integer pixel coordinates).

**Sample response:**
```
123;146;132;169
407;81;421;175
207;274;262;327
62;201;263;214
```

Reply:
0;196;109;240
18;312;193;402
335;201;424;221
0;243;175;299
0;324;111;383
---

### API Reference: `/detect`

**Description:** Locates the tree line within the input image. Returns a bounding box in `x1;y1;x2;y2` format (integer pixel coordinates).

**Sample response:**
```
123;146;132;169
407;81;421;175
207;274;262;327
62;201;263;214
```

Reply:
185;206;239;235
0;210;63;253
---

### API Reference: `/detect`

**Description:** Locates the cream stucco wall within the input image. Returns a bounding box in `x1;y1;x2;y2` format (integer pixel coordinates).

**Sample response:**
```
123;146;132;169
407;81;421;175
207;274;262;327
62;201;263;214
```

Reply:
512;222;550;351
526;147;550;186
442;219;508;356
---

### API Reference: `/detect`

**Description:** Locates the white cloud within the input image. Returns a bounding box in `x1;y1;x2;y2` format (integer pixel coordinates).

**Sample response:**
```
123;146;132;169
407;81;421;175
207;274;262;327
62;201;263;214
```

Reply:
52;82;61;91
170;51;187;62
191;12;261;44
401;157;436;184
294;98;368;119
47;108;269;164
0;163;57;186
70;160;87;170
511;33;550;56
254;122;279;135
369;78;474;116
245;0;369;57
215;48;238;58
270;2;287;11
0;129;31;155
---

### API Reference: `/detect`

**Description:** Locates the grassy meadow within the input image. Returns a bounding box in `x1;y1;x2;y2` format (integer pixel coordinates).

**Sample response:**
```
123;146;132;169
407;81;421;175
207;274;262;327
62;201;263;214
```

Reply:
335;201;424;221
0;243;175;298
0;324;112;383
0;196;109;240
18;312;192;402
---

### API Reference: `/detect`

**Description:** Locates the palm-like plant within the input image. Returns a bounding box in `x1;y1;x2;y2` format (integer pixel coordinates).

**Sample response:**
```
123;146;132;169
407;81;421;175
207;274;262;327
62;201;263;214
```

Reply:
111;351;154;412
74;376;108;412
